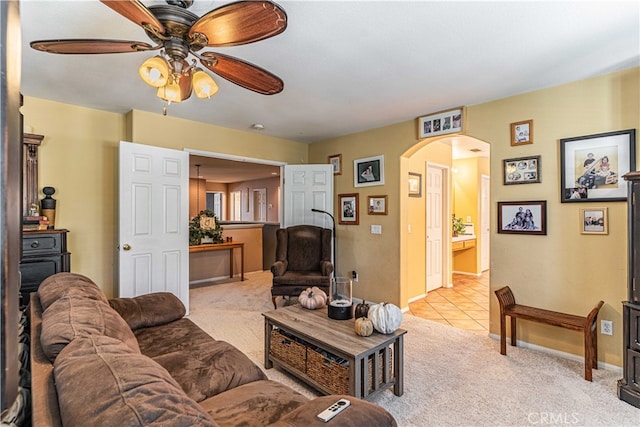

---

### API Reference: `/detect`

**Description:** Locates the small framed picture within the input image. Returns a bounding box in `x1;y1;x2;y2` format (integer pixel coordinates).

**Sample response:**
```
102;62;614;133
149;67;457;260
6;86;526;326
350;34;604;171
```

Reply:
510;119;533;146
560;129;635;203
580;207;608;235
503;155;541;185
408;172;422;197
328;154;342;175
418;107;464;138
338;193;359;225
354;155;384;187
497;200;547;235
368;195;388;215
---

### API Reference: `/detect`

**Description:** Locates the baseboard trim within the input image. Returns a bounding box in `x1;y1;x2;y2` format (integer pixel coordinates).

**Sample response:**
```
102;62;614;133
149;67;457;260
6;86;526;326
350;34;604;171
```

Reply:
487;333;622;373
452;270;482;277
408;294;426;303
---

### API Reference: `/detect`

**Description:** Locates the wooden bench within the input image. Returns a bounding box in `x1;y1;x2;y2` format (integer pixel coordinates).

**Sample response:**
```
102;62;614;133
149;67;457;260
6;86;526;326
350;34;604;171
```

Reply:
494;286;604;381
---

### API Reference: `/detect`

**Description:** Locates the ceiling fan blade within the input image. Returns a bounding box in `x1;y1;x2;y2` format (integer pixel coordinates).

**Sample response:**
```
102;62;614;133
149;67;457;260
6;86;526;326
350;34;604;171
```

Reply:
100;0;165;34
189;1;287;47
200;52;283;95
30;39;155;54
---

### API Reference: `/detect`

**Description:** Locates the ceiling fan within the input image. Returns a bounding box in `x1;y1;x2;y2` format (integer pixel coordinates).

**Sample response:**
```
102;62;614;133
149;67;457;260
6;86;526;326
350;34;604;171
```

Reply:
30;0;287;104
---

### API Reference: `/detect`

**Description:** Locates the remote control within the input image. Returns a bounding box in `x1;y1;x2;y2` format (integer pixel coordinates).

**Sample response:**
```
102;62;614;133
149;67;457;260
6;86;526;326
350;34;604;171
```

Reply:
317;398;351;422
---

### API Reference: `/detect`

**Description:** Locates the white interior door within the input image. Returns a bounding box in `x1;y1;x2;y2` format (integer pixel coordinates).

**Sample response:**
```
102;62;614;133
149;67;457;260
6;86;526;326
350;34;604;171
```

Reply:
253;188;267;221
426;163;446;292
283;165;333;227
118;142;190;313
283;164;334;271
481;174;490;272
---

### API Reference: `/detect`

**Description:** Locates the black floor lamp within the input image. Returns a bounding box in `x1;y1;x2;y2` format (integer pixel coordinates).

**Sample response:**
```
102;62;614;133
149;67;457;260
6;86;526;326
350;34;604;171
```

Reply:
311;208;336;277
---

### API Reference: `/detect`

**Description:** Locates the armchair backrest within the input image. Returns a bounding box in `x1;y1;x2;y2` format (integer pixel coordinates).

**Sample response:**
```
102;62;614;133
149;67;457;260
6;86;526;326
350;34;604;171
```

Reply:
275;225;332;272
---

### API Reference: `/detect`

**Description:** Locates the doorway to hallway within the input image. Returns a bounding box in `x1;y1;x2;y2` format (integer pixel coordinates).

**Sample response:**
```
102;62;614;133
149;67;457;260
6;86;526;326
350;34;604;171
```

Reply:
408;271;489;334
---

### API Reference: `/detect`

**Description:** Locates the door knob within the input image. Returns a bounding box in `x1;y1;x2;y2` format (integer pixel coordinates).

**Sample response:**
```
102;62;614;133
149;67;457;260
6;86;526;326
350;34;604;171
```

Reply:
122;243;131;251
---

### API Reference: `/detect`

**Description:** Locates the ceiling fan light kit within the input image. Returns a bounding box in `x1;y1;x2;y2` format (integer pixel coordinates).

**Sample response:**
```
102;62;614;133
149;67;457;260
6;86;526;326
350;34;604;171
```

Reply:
30;0;287;111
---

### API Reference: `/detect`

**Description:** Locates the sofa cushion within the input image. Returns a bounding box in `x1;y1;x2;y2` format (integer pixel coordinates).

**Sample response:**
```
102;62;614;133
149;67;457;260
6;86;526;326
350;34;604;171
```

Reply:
152;341;268;402
54;335;217;427
272;395;398;427
135;318;267;401
109;292;186;330
198;380;308;426
40;295;140;362
38;272;107;311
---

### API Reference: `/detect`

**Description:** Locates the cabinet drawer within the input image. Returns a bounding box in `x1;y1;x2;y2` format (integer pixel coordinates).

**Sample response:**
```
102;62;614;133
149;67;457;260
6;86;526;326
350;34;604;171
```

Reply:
452;241;464;251
22;232;65;255
626;349;640;392
20;256;66;287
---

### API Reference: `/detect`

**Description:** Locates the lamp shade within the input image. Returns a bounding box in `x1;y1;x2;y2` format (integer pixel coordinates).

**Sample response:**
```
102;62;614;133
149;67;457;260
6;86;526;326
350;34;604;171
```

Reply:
192;69;218;98
139;56;170;87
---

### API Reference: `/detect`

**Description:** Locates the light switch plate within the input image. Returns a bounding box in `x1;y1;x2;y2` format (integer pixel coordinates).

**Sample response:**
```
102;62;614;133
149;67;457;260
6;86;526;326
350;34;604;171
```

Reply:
371;225;382;234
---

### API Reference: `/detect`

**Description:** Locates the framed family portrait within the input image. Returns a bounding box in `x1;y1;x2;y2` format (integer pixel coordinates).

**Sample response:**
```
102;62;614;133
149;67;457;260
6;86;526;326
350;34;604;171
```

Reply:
328;154;342;175
354;155;384;187
408;172;422;197
338;193;359;225
368;195;388;215
510;119;533;146
560;129;636;203
503;155;541;185
497;200;547;235
579;207;608;235
418;107;464;138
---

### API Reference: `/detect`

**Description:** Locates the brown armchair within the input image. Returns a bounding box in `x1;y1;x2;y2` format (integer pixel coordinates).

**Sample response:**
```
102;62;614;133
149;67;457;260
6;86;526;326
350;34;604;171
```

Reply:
270;225;333;308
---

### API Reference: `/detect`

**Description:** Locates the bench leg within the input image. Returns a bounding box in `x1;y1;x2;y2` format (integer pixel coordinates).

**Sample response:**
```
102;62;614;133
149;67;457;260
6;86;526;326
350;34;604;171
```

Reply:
584;326;598;382
510;317;517;347
499;313;507;355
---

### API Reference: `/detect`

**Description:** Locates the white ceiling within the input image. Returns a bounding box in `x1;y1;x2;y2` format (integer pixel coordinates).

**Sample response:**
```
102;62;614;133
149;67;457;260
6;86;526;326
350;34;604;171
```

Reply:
20;0;640;147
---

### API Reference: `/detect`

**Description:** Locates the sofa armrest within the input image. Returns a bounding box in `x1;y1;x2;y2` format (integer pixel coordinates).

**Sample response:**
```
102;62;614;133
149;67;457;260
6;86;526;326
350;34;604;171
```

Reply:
271;260;288;277
272;395;397;426
320;261;334;277
108;292;185;330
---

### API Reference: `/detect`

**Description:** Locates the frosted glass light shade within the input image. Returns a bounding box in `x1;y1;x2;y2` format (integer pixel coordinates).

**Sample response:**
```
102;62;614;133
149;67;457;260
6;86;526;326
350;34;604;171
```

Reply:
139;56;170;87
192;70;218;98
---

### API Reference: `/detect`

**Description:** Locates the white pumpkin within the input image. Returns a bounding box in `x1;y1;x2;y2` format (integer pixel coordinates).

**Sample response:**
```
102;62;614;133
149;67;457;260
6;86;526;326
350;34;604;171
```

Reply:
299;287;327;310
367;302;403;334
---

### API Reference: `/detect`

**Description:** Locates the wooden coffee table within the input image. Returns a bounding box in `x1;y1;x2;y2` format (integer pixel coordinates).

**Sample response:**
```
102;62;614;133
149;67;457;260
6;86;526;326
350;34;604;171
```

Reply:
263;304;406;400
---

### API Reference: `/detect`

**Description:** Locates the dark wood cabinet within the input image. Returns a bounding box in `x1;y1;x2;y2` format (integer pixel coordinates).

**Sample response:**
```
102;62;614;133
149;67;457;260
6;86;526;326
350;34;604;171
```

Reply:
619;172;640;407
19;229;70;307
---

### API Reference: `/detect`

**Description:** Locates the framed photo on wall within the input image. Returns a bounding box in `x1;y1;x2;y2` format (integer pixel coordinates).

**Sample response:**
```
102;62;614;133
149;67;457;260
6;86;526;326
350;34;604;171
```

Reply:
408;172;422;197
503;155;541;185
560;129;636;203
497;200;547;235
580;207;608;235
418;107;464;138
328;153;342;175
368;195;388;215
354;155;384;187
510;119;533;146
339;193;359;225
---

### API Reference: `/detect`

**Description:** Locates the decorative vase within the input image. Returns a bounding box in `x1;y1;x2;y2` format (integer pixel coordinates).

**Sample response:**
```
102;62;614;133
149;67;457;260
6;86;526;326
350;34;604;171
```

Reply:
40;186;56;229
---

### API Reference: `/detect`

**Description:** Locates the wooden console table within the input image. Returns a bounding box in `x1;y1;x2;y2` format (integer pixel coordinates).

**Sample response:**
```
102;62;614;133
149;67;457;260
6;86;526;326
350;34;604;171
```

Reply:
189;242;244;281
263;305;405;400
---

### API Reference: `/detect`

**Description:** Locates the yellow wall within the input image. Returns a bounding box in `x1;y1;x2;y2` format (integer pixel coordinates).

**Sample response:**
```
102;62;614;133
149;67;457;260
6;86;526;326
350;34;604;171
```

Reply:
22;98;308;298
310;67;639;366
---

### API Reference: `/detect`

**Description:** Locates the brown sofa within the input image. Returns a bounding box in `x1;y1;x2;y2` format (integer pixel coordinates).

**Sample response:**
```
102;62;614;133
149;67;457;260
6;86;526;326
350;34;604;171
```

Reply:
30;273;397;426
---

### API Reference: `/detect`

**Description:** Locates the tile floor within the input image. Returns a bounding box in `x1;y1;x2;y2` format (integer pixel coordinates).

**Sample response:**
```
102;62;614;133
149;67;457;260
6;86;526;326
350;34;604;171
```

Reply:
408;271;490;333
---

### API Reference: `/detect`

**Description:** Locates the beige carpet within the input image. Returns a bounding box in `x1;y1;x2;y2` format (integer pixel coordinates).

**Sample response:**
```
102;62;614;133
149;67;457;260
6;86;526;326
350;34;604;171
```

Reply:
188;271;638;426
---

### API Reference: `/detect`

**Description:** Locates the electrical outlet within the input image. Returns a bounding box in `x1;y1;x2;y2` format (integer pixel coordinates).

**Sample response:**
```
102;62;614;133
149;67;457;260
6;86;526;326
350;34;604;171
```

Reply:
601;320;613;335
352;271;358;282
